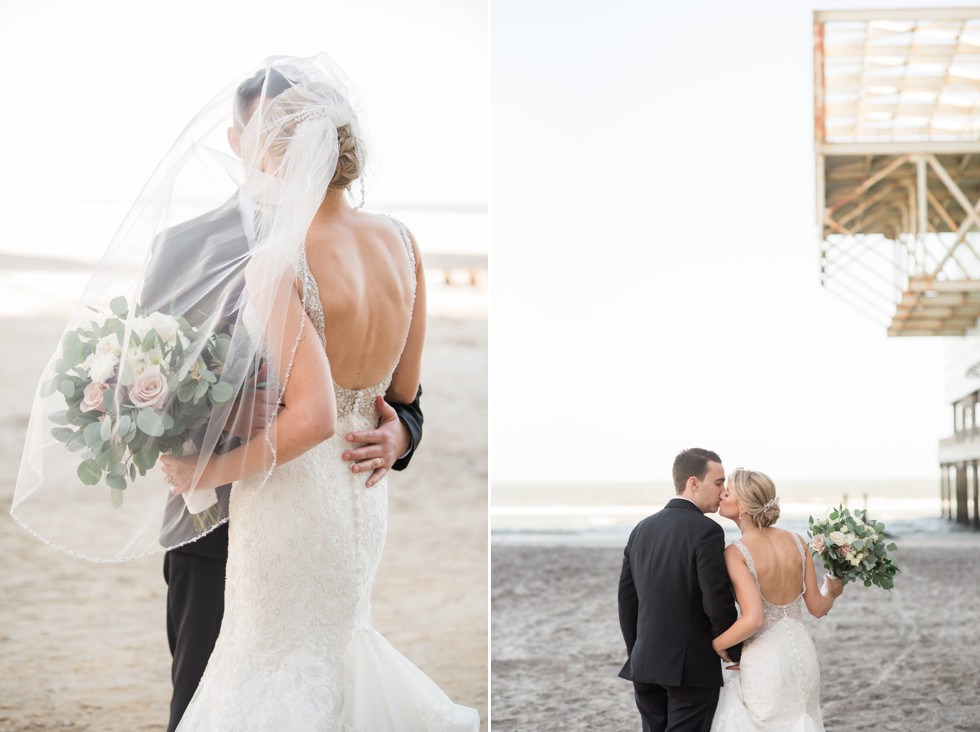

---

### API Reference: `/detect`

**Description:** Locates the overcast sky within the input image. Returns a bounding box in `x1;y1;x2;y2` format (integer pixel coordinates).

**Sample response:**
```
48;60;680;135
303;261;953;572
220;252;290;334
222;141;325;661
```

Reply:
490;0;979;484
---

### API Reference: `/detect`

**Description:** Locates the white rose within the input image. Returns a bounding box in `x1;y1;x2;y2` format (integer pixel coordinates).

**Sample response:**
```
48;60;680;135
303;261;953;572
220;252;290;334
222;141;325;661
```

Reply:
126;346;147;377
88;353;119;383
828;531;847;546
95;334;122;357
130;316;151;339
145;312;180;345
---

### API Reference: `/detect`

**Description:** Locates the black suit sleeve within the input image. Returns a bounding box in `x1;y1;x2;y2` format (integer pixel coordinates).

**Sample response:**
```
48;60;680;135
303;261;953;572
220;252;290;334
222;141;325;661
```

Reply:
696;523;742;662
389;384;423;471
618;540;639;655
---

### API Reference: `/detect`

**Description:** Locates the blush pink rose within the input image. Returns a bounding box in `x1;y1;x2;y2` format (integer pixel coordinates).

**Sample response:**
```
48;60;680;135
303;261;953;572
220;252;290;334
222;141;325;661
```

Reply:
810;534;825;553
80;382;107;413
128;367;169;409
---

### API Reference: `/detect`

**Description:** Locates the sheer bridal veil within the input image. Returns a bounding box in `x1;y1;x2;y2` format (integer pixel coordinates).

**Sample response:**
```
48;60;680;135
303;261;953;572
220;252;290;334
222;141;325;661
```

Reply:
11;53;369;561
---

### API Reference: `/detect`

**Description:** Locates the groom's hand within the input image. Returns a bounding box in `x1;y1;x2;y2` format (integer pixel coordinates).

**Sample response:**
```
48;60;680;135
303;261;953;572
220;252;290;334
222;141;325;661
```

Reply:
226;361;281;441
343;397;410;488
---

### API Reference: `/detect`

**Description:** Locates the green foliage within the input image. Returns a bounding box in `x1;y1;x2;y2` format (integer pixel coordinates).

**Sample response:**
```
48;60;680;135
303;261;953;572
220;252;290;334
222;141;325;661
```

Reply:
45;296;261;509
807;504;900;591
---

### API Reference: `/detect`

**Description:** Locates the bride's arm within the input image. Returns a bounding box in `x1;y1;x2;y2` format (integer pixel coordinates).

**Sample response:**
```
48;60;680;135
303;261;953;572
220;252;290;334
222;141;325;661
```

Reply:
711;545;765;657
800;534;843;618
162;279;336;492
386;229;425;404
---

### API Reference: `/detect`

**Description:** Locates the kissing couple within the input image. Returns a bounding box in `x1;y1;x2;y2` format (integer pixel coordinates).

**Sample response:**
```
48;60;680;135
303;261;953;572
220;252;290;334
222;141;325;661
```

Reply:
618;447;844;731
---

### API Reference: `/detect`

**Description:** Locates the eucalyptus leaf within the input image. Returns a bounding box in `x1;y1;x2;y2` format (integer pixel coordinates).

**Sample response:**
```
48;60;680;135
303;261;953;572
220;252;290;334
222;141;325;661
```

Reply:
116;414;131;436
77;459;102;485
99;416;112;442
62;330;83;356
136;409;165;437
66;430;87;452
107;318;125;339
50;426;74;443
58;379;76;399
110;296;129;317
110;487;124;508
211;381;235;404
106;473;128;491
83;421;103;450
50;410;70;426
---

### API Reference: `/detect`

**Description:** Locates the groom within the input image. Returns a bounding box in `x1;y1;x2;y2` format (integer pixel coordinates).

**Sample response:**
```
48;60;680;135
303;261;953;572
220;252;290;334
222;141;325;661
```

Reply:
618;447;740;732
143;68;425;732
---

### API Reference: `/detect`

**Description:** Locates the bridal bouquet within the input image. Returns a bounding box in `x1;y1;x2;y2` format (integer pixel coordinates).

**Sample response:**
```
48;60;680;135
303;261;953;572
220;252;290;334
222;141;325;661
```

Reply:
808;506;899;589
43;296;235;515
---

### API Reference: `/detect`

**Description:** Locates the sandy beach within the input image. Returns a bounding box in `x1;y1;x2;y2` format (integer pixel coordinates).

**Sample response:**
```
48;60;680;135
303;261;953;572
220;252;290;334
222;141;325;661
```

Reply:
491;529;980;732
0;266;488;730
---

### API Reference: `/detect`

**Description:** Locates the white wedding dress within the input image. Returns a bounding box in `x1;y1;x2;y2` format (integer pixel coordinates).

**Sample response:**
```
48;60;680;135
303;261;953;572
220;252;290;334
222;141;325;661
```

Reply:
710;537;824;732
176;222;479;731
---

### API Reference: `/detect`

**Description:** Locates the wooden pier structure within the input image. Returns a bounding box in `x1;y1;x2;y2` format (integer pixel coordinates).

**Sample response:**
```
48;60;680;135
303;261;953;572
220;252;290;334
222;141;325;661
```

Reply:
814;7;980;527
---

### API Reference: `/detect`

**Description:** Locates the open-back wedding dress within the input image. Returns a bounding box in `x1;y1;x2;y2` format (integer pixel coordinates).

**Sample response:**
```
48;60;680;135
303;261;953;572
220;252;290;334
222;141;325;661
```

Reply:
176;222;479;731
710;536;825;732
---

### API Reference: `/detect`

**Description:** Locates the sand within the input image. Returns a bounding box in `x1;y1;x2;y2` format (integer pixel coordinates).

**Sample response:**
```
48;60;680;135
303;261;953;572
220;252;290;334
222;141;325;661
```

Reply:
0;270;488;730
491;531;980;732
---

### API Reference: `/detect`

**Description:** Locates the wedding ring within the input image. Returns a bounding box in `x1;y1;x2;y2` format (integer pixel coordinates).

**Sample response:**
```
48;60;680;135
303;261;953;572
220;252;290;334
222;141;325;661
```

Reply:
374;457;384;469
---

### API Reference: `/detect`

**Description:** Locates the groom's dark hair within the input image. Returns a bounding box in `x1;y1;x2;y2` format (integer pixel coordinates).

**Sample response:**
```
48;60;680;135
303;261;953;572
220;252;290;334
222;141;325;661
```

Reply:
672;448;721;494
233;68;292;130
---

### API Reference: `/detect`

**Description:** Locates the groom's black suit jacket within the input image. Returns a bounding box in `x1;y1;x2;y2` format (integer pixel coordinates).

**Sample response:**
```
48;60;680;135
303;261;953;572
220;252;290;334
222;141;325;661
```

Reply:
618;498;740;688
141;195;424;559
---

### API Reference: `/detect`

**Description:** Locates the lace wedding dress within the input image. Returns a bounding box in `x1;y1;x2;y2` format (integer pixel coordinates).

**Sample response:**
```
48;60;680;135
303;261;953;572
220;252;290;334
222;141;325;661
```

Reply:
176;221;479;731
710;536;825;732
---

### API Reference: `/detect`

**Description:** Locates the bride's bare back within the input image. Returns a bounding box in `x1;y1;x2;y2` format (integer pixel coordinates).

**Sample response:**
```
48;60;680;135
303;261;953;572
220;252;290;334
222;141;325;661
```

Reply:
737;528;806;605
303;205;424;402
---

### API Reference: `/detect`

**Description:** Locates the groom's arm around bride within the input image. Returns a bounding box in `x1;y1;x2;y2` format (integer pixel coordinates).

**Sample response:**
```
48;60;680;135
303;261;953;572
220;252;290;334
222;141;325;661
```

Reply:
618;448;741;732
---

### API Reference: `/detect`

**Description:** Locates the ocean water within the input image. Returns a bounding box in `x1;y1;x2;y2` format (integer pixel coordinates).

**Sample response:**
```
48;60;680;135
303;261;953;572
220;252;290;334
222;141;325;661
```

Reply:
491;479;955;546
0;198;486;320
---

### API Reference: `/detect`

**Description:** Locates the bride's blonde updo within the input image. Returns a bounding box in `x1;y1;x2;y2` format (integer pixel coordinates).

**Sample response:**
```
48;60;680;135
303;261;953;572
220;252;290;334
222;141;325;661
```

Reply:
729;468;781;529
330;123;361;189
258;87;363;189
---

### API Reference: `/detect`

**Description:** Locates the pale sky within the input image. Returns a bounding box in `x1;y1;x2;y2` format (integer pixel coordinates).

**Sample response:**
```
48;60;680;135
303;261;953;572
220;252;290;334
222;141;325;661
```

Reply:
490;0;978;484
0;0;487;212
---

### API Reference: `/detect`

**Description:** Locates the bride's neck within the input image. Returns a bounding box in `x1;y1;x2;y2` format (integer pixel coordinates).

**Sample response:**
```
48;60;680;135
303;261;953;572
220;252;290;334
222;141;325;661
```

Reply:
316;187;353;217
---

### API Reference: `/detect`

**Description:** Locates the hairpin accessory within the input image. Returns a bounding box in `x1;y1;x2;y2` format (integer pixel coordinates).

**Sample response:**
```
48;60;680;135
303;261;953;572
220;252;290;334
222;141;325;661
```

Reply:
292;108;332;125
762;497;779;513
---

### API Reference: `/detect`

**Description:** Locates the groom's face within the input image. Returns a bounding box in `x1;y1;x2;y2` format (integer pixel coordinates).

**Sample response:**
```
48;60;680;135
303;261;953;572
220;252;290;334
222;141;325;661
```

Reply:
693;461;726;514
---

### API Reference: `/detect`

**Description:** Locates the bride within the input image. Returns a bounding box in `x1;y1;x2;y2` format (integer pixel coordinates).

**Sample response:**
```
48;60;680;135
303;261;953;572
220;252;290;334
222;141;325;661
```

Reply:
709;469;843;732
155;57;478;731
10;53;476;729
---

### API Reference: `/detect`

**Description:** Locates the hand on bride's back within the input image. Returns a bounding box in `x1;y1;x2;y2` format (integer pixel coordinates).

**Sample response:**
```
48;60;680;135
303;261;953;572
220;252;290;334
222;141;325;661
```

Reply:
225;361;282;441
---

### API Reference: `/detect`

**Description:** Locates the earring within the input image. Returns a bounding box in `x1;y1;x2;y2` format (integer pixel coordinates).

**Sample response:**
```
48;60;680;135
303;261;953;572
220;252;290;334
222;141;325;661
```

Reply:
357;177;366;209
